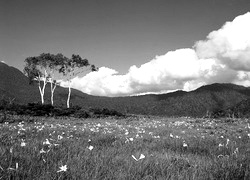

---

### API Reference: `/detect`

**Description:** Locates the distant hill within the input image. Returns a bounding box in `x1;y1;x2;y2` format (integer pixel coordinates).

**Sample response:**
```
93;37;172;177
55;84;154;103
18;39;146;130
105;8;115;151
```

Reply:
1;62;250;117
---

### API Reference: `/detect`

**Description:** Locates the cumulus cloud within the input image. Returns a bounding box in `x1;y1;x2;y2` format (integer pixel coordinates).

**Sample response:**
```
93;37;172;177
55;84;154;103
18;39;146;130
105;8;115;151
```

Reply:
67;12;250;96
195;12;250;71
69;67;132;96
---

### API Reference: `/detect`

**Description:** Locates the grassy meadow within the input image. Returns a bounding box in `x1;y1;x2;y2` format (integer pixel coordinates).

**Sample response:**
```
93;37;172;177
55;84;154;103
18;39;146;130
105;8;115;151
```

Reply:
0;114;250;179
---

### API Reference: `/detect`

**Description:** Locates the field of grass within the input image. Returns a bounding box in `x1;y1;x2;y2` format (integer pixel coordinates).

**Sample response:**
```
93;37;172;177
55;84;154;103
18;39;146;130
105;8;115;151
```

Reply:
0;114;250;179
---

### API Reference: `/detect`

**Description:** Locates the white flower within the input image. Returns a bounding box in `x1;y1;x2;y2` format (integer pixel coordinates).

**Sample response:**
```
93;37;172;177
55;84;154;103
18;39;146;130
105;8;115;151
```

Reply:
217;154;224;158
153;136;160;138
40;148;46;154
183;142;188;147
233;148;239;154
88;145;94;151
226;138;230;147
21;141;26;147
43;139;51;145
57;165;67;172
58;135;63;140
218;143;224;147
129;138;134;141
170;133;174;138
132;154;145;161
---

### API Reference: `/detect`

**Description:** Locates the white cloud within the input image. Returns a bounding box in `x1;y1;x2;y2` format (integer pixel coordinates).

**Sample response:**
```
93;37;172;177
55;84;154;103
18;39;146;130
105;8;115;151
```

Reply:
67;12;250;97
195;12;250;71
69;49;213;96
69;67;132;96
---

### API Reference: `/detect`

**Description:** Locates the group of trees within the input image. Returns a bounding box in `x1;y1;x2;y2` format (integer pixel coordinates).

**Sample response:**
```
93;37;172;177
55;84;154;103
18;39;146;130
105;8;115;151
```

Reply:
23;53;97;108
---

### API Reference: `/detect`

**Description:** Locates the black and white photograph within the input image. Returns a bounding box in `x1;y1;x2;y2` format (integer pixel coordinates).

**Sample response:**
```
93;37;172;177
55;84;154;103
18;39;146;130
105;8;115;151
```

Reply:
1;0;250;179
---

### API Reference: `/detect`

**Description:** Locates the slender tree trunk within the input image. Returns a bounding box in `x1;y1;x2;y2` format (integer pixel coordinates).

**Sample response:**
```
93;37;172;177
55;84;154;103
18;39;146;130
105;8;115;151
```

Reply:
50;82;57;106
42;78;46;104
67;81;71;108
38;78;45;104
38;85;44;104
38;76;47;105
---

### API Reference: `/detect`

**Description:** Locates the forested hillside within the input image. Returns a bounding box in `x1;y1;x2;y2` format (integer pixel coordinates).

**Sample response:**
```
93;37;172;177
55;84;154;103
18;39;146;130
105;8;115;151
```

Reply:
1;62;250;117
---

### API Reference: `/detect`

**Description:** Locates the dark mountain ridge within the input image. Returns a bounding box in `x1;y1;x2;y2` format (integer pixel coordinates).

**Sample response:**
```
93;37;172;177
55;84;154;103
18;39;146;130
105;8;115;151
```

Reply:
1;62;250;117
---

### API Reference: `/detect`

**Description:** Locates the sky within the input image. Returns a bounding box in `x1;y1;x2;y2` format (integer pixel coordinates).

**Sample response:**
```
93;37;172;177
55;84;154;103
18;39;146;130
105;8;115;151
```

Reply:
1;0;250;96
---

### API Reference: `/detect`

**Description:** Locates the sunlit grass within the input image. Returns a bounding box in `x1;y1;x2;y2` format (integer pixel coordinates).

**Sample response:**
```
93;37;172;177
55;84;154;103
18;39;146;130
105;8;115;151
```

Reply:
0;115;250;179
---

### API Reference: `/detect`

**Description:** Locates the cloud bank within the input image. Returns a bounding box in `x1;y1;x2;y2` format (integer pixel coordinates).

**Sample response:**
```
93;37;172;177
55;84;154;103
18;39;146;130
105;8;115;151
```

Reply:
66;12;250;96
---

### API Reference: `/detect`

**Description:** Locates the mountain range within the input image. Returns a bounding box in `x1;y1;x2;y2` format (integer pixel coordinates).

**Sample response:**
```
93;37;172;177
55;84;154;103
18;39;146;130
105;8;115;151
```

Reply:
1;61;250;117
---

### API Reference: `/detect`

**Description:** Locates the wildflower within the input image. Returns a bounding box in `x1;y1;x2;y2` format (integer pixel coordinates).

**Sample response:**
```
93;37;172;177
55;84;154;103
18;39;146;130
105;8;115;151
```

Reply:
217;154;229;158
170;133;174;138
43;139;51;145
10;147;13;153
153;135;160;138
218;143;224;148
233;148;239;155
58;135;63;140
132;154;145;161
88;145;94;151
226;138;230;147
40;148;46;154
183;142;188;147
129;138;134;141
125;131;129;135
21;140;26;147
57;165;67;172
248;133;250;138
217;154;224;158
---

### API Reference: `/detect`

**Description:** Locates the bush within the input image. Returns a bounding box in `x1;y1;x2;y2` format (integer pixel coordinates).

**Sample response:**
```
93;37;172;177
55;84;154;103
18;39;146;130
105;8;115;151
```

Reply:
89;108;125;117
74;109;91;118
52;107;75;116
2;102;125;119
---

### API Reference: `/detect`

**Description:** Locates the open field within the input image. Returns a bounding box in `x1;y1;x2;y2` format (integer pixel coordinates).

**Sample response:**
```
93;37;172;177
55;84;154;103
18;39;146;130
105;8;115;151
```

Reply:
0;115;250;179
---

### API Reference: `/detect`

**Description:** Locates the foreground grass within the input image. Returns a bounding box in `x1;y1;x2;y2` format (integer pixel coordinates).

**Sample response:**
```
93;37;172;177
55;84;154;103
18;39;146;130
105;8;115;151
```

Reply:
0;115;250;179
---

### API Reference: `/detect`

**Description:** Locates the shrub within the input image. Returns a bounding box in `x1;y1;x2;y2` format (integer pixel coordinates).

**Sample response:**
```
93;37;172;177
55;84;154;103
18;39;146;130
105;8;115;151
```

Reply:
89;108;125;117
74;109;91;118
